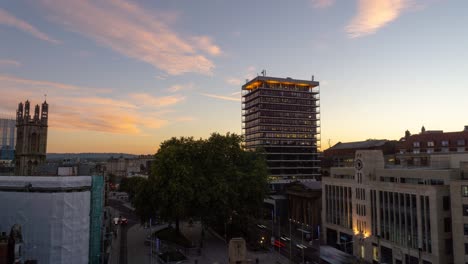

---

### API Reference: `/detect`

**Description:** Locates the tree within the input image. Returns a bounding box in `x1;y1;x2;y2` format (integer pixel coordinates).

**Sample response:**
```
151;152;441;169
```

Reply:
119;176;147;201
133;133;268;235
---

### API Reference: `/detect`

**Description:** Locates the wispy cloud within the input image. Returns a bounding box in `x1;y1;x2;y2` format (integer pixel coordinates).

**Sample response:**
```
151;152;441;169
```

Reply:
0;59;20;67
346;0;411;38
225;78;243;86
38;0;220;75
310;0;335;9
0;8;60;44
130;93;185;107
225;66;257;86
0;74;110;92
0;74;187;134
167;83;193;93
191;36;222;56
200;93;240;102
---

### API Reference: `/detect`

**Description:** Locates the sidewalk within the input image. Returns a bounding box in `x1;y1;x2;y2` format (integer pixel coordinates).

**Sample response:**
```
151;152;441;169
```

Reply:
179;221;290;264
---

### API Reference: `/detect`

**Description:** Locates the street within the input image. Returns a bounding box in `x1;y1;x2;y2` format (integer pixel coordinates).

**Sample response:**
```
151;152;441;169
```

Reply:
108;196;292;264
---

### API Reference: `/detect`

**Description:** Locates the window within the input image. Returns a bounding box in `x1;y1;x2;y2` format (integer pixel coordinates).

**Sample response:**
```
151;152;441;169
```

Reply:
462;186;468;197
427;141;435;147
463;205;468;216
458;139;466;146
458;147;465;153
413;149;420;154
413;142;420;147
465;243;468;254
445;239;453;254
427;148;434;154
442;140;449;146
443;196;450;210
464;224;468;236
444;217;452;232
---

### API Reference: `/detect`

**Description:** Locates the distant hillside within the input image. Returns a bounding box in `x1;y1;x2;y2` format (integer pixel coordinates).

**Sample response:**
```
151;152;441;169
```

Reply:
46;153;139;161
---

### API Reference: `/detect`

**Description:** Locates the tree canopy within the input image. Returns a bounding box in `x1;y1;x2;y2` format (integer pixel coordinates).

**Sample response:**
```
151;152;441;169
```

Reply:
132;133;268;232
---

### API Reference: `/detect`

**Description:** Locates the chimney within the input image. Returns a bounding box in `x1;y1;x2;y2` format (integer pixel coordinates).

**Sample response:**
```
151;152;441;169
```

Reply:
465;126;468;132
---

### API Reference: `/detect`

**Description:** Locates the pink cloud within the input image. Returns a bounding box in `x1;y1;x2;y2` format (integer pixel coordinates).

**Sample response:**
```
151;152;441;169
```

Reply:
0;75;186;134
0;59;20;67
130;93;185;107
200;93;240;102
225;78;243;86
38;0;220;75
0;8;60;44
191;36;222;56
346;0;411;38
310;0;335;9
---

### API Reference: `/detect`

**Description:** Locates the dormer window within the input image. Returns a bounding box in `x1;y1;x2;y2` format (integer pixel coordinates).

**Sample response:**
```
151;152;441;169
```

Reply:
413;142;420;147
442;140;449;147
427;141;435;147
458;139;465;146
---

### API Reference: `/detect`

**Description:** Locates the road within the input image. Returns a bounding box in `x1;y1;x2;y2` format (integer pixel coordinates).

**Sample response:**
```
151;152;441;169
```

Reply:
256;222;320;263
109;198;139;264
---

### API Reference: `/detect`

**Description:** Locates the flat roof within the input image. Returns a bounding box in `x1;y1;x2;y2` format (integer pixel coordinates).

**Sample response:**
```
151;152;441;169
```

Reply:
0;176;92;189
242;76;319;90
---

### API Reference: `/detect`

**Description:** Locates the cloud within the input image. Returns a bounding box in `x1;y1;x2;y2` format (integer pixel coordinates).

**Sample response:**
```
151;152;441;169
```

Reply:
225;66;258;87
200;93;240;102
38;0;220;75
346;0;410;38
191;36;222;56
167;83;193;93
0;8;60;44
310;0;335;9
0;59;20;67
130;93;185;107
225;78;243;86
0;74;186;134
0;74;110;92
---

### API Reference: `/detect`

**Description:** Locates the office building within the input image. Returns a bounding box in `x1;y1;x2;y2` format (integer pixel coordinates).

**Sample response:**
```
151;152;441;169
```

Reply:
0;118;16;161
321;150;468;264
15;100;48;176
242;75;320;184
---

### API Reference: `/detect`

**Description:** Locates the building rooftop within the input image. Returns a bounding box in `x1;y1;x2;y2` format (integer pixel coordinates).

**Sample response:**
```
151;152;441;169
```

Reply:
242;75;319;90
0;176;92;189
328;140;388;151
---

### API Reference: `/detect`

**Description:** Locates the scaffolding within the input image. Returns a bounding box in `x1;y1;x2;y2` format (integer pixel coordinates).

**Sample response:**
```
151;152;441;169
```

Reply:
89;175;104;264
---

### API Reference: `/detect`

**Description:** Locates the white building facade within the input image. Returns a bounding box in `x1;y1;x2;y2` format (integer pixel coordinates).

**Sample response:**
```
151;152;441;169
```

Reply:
322;150;468;264
0;176;94;264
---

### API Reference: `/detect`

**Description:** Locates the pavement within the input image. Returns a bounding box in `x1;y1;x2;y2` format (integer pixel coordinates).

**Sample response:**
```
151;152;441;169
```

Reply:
108;194;297;264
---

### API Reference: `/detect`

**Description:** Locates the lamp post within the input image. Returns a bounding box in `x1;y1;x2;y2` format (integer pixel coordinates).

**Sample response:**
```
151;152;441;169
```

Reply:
418;247;422;264
289;218;292;264
302;222;305;264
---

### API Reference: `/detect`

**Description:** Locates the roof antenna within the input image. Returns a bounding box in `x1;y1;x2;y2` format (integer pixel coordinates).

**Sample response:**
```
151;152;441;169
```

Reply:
311;75;314;81
44;94;47;102
261;69;266;76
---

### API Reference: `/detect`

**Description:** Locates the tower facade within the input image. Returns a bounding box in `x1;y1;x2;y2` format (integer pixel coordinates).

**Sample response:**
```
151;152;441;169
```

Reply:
0;118;16;160
242;75;320;182
15;100;48;176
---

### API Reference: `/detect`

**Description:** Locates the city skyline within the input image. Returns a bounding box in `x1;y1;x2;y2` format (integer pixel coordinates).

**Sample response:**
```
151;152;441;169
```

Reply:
1;0;467;154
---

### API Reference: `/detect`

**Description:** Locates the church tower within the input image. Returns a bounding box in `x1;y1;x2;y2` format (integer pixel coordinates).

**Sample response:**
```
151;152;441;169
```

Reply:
15;100;48;176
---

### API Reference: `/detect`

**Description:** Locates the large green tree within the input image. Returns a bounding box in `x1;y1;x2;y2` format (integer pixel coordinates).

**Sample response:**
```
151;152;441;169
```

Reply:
133;133;268;234
119;176;147;200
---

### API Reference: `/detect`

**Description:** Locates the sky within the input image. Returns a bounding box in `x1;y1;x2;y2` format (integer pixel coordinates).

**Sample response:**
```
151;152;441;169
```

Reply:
0;0;467;154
